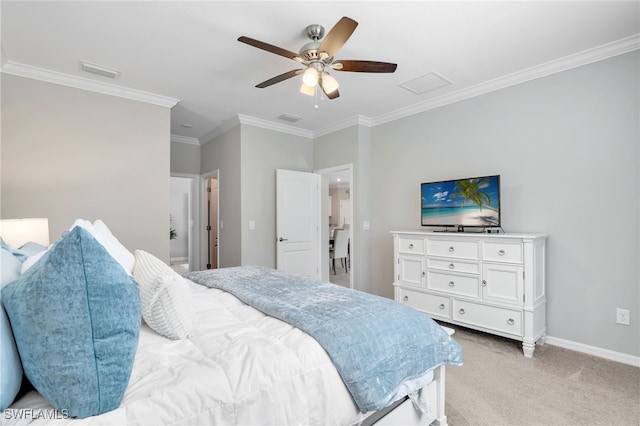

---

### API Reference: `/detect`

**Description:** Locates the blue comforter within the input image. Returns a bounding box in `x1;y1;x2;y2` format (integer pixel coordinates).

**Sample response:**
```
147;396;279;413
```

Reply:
186;266;463;413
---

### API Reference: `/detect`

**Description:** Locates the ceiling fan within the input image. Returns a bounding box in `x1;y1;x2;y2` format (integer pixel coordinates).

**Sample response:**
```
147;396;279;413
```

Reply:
238;16;397;100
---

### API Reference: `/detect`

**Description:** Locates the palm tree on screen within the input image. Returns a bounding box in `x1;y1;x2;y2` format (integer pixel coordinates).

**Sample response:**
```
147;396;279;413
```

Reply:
450;178;491;212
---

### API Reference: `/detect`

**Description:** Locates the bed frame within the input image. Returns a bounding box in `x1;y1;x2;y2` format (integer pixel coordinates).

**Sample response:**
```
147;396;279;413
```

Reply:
371;364;447;426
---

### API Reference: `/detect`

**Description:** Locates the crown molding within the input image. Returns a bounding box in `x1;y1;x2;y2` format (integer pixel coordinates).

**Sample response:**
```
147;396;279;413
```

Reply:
170;135;200;145
313;115;373;138
238;114;314;139
0;61;179;108
371;34;640;127
6;34;636;141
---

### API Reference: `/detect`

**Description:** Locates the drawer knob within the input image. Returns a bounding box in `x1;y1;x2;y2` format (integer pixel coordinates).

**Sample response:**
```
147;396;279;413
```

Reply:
498;249;505;256
449;263;455;269
409;243;414;249
421;271;426;277
448;246;455;252
507;318;515;325
459;308;465;315
482;280;487;286
403;296;409;302
439;304;445;310
448;281;455;287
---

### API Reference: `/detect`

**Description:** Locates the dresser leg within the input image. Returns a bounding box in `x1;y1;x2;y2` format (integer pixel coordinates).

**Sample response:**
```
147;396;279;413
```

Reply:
522;340;535;358
537;333;547;346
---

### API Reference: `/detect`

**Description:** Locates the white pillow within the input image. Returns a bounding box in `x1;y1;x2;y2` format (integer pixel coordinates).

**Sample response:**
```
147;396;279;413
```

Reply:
133;250;195;340
92;220;135;275
69;218;94;234
20;250;46;274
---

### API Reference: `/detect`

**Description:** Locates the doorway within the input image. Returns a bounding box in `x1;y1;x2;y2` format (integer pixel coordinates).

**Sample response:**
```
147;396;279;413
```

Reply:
201;170;219;270
316;165;353;288
170;174;199;273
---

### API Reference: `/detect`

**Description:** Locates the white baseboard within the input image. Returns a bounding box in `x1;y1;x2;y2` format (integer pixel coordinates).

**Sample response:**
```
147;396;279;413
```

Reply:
545;335;640;367
170;257;188;263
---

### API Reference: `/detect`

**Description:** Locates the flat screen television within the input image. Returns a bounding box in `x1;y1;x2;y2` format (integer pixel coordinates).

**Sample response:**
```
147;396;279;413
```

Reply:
421;175;500;229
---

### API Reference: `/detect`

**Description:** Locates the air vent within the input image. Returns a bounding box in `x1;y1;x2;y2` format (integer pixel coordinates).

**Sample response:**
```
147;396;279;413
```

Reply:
278;113;303;123
81;61;120;79
400;72;452;95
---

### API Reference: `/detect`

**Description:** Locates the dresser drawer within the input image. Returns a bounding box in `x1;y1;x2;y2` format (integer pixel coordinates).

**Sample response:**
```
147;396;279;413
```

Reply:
427;258;480;274
427;271;480;298
427;239;479;260
398;288;450;319
398;237;425;255
452;299;523;337
482;240;523;264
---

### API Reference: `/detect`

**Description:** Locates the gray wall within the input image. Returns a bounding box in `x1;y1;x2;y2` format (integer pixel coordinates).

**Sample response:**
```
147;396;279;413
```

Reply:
369;51;639;357
170;141;200;175
1;74;171;261
314;125;375;293
240;125;313;267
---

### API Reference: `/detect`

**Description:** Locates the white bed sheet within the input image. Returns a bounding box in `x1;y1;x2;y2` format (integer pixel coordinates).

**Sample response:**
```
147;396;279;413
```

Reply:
4;280;434;425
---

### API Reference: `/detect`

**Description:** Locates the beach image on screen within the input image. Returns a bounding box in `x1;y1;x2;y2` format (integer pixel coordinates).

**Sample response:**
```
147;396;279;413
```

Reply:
421;176;500;227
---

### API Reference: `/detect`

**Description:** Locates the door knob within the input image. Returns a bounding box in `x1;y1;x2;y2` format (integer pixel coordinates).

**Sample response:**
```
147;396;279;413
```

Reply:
278;237;288;242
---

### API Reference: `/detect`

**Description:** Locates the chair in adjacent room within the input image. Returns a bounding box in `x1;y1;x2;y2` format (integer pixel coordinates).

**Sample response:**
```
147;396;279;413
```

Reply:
330;229;349;275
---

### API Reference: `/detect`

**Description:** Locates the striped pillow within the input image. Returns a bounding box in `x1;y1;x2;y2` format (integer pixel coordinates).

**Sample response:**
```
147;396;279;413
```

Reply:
133;250;195;340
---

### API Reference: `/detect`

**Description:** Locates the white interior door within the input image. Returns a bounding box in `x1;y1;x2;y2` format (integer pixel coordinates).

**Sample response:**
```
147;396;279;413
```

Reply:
276;169;320;278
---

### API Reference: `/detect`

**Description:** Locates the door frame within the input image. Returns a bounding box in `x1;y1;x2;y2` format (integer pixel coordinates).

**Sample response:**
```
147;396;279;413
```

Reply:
200;170;220;270
170;173;200;272
314;164;354;287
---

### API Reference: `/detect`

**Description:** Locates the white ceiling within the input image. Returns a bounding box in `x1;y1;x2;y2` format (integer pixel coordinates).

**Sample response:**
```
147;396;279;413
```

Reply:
2;1;639;143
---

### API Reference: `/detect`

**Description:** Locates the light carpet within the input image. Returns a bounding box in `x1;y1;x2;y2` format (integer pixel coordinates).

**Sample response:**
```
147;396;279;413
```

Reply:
443;325;639;426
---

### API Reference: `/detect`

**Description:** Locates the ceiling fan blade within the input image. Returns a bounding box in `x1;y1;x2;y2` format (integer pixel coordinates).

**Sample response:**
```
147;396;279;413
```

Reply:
332;60;397;73
256;69;303;88
318;17;358;59
238;36;300;61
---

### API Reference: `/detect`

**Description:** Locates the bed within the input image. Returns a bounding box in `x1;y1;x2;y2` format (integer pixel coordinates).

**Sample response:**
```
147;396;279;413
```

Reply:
1;222;462;425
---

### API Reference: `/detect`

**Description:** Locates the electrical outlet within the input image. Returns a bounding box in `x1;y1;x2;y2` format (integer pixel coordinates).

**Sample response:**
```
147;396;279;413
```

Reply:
616;308;630;326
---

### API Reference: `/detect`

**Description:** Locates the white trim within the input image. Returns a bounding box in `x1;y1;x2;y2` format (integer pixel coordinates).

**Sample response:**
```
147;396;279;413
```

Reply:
238;114;313;139
201;114;314;143
1;61;179;108
371;34;640;128
171;135;200;145
313;115;373;138
545;335;640;367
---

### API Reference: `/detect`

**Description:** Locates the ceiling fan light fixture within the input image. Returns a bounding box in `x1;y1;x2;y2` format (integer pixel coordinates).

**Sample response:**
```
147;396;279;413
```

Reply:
321;72;339;94
302;67;319;87
300;83;315;96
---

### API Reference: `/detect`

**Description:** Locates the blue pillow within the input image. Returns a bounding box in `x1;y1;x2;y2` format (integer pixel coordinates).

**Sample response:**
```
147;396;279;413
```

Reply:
1;226;141;418
0;247;23;411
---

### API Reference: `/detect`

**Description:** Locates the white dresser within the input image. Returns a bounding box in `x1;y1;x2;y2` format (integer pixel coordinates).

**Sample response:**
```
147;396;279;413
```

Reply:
392;231;547;357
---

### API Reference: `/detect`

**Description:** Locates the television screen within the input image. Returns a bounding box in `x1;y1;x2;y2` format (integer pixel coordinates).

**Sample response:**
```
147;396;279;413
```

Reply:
421;175;500;228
